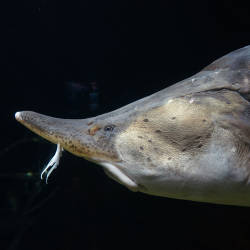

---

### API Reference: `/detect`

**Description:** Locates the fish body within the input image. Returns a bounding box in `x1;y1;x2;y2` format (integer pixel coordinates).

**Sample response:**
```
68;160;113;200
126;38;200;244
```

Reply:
16;45;250;206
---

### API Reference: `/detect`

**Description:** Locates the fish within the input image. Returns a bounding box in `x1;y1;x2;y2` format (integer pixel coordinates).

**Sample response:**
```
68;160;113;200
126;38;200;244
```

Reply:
15;45;250;206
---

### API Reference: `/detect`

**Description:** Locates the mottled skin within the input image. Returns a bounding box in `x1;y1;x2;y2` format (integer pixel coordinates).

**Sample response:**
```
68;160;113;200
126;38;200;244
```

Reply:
16;45;250;206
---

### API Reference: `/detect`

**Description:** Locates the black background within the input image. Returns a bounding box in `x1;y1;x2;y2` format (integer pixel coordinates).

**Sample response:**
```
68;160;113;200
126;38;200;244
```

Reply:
1;1;250;250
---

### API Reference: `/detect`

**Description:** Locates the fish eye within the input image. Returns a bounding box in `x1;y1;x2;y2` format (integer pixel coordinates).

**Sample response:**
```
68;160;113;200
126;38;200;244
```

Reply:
104;125;115;132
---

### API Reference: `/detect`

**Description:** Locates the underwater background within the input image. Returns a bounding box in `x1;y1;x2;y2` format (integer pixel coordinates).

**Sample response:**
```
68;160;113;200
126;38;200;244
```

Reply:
1;0;250;250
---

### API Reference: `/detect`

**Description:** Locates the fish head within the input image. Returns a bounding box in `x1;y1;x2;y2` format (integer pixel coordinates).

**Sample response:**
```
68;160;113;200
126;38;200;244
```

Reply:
15;111;129;163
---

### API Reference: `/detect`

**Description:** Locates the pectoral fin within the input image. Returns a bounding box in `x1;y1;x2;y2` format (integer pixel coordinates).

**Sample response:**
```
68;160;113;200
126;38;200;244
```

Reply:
101;162;138;192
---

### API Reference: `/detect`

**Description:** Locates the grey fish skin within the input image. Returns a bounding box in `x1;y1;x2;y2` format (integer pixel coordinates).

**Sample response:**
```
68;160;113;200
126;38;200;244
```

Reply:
15;45;250;206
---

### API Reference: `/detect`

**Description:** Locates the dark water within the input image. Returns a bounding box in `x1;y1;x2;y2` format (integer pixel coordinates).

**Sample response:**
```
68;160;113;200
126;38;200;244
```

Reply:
1;0;250;249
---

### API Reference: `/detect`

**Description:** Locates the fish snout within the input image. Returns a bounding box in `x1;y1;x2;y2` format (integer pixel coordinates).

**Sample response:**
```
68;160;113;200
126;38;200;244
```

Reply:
15;111;86;147
15;111;120;161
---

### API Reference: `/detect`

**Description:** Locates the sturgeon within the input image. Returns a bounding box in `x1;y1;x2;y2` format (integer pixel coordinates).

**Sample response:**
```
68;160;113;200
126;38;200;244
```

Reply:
15;45;250;206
